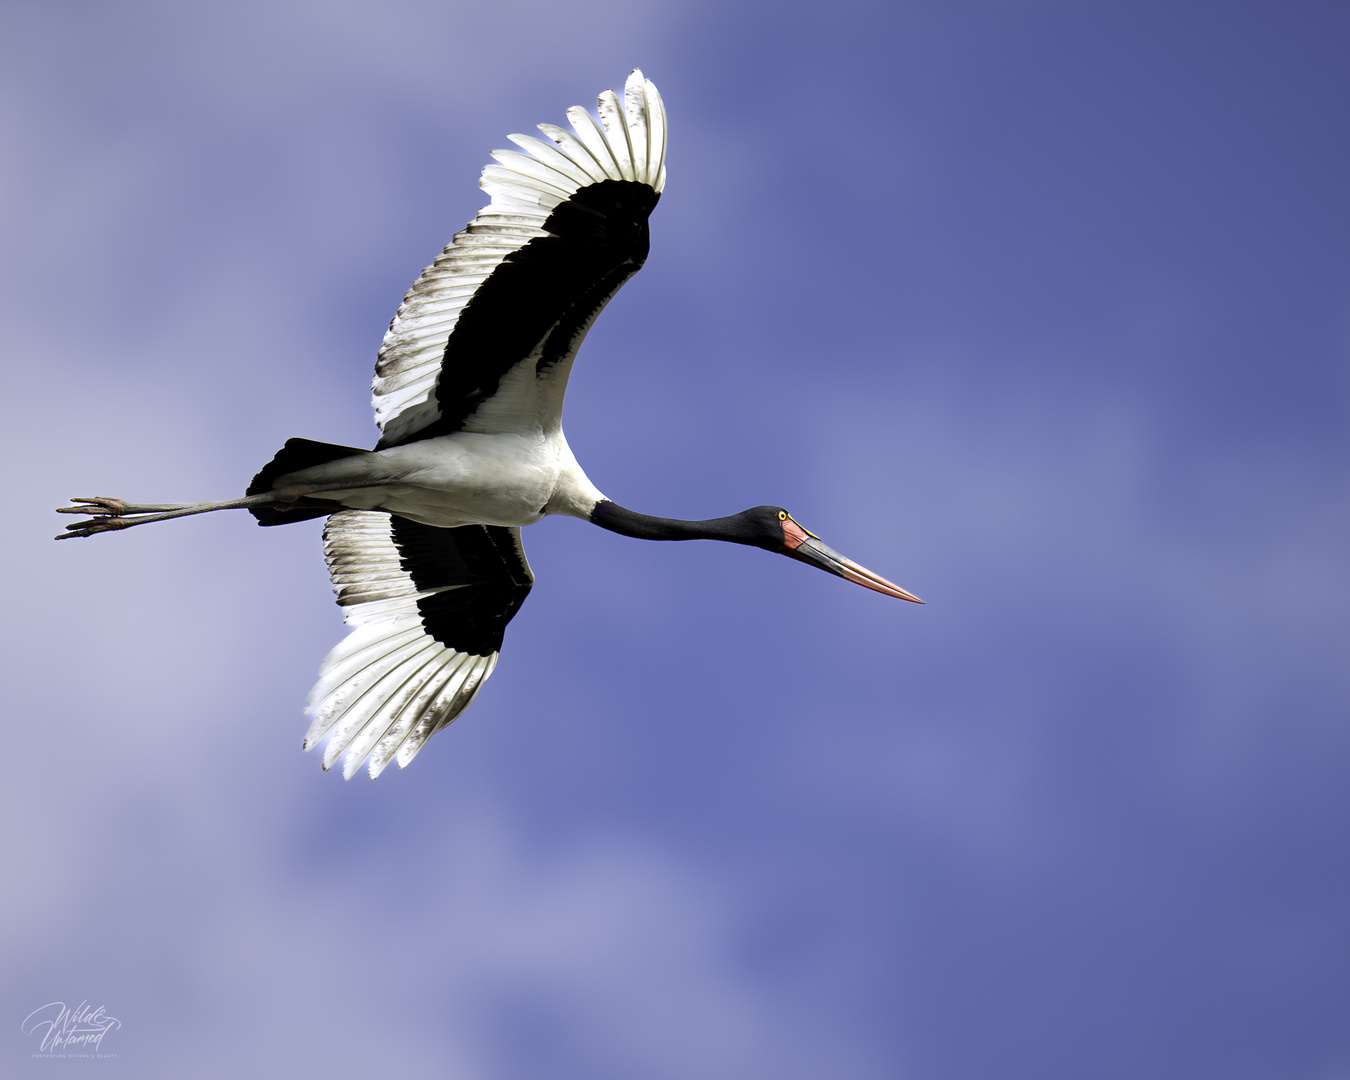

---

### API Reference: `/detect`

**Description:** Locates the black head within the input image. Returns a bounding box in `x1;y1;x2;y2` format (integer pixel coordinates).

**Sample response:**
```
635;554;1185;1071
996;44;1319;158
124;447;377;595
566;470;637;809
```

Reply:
724;505;800;551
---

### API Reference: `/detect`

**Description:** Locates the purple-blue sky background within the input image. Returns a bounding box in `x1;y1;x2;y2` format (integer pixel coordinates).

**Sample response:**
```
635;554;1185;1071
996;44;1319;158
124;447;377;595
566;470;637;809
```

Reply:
3;2;1348;1077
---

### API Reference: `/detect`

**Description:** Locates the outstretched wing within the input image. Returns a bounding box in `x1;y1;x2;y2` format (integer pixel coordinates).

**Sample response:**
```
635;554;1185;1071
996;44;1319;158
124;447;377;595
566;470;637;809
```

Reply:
373;69;668;447
305;509;534;780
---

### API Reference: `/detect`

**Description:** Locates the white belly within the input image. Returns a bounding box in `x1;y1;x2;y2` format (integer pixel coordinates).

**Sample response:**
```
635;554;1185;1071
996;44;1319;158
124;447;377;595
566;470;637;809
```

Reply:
278;431;581;529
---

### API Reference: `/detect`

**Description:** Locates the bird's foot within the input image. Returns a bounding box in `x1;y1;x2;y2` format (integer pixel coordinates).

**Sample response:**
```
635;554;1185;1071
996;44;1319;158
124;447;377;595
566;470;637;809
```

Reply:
55;496;127;539
57;495;128;517
54;495;201;540
55;516;132;539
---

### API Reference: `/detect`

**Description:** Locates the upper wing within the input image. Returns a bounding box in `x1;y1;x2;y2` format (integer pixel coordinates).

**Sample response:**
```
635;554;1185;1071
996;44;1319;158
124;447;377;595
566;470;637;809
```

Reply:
374;70;668;447
305;509;534;779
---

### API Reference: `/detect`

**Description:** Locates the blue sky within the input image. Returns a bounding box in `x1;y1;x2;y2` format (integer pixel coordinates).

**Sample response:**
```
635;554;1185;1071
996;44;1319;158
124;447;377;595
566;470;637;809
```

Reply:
3;2;1348;1077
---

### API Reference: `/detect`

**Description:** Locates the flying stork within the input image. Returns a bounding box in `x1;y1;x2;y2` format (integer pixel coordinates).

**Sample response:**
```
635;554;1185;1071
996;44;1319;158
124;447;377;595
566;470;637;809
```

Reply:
56;71;923;779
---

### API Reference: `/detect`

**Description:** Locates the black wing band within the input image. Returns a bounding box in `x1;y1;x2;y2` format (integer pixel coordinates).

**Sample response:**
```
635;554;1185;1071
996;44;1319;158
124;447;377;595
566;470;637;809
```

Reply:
389;517;535;655
378;180;658;447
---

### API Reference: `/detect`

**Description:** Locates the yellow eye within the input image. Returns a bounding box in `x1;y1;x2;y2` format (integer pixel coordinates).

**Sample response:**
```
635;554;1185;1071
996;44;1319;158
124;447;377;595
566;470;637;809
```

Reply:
778;511;787;520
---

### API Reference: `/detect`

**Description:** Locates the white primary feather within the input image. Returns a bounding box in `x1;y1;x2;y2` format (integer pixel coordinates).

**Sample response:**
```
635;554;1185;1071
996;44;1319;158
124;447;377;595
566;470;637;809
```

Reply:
622;69;649;181
563;106;620;180
305;510;501;779
373;70;668;445
596;90;635;180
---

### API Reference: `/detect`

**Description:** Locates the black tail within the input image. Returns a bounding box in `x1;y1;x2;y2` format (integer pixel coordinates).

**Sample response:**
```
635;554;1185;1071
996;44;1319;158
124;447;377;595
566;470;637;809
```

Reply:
248;437;368;527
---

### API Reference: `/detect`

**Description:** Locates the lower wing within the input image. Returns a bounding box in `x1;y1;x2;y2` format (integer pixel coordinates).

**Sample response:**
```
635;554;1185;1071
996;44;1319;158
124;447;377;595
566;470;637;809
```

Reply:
304;510;534;779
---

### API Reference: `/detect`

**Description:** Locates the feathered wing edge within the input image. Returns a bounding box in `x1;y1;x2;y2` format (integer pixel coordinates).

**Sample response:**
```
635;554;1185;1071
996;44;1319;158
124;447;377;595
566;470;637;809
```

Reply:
373;70;668;444
304;510;499;780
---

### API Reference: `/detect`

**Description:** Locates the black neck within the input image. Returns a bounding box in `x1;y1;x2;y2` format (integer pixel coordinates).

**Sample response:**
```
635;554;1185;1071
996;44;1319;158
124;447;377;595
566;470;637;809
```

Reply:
588;500;758;545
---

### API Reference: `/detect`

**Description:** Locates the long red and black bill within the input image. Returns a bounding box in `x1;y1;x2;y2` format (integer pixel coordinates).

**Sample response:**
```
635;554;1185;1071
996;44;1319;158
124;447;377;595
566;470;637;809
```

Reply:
782;520;924;604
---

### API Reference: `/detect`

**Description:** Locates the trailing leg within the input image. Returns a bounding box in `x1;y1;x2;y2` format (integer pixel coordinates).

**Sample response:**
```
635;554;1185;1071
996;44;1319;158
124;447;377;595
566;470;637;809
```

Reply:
53;481;386;540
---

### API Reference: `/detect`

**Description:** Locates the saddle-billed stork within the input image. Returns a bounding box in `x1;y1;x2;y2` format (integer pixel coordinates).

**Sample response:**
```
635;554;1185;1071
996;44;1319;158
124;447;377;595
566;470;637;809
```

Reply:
56;71;923;779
